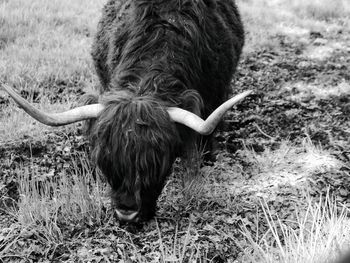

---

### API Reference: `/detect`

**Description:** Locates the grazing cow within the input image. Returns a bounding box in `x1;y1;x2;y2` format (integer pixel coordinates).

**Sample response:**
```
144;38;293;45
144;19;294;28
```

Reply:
2;0;251;222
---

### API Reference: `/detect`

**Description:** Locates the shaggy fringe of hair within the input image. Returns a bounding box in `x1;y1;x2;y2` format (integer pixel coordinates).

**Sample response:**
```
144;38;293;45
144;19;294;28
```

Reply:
85;91;180;206
81;85;204;148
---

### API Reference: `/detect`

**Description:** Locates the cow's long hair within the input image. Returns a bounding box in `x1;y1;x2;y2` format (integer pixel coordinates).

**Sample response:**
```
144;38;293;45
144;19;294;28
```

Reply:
83;88;202;219
82;0;244;220
83;90;182;218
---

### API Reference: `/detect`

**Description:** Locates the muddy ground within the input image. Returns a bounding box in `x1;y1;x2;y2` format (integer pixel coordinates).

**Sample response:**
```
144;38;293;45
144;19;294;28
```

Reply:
1;27;350;262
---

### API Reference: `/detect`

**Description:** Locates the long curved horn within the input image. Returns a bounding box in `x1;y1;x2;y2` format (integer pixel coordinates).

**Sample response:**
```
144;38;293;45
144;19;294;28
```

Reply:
1;83;104;126
167;90;252;135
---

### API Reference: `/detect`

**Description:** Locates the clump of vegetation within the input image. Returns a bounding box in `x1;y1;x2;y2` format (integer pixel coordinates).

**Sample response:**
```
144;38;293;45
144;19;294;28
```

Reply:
241;195;350;263
0;152;109;261
16;152;107;228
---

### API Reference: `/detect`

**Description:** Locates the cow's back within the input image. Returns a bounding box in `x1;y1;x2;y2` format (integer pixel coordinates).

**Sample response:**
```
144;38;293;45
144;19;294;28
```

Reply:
92;0;244;117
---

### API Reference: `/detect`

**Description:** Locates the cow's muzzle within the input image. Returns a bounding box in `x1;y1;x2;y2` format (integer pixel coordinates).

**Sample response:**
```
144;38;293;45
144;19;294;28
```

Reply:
115;209;139;222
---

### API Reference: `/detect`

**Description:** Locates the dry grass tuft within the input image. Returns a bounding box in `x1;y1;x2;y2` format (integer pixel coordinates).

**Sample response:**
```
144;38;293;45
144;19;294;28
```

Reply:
0;151;110;261
241;194;350;263
16;151;108;232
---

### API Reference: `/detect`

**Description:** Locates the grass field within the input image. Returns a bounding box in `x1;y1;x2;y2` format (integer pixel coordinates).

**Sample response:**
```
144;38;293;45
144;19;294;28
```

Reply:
1;0;350;262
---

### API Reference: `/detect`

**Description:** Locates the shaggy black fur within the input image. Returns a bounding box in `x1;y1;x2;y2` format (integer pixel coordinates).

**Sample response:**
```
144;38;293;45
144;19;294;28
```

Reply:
84;0;244;221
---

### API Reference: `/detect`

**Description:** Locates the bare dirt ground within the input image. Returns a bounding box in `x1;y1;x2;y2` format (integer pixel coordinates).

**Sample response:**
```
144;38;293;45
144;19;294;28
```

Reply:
1;2;350;262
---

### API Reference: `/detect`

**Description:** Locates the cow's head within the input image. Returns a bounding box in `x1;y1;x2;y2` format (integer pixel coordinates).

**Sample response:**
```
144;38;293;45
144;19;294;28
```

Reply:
1;83;251;222
89;92;180;221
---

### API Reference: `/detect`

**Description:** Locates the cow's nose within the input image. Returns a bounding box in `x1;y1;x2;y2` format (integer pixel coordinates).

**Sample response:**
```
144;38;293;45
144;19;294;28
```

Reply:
115;208;138;222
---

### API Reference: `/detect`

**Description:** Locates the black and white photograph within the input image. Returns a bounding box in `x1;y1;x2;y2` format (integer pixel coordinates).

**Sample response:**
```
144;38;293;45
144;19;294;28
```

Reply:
0;0;349;262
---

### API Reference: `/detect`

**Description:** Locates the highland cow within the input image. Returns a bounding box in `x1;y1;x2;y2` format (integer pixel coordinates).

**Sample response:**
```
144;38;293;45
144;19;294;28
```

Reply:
2;0;251;222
